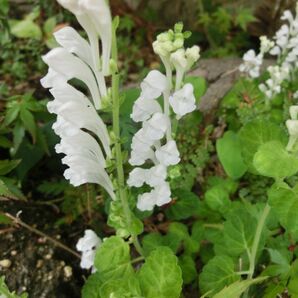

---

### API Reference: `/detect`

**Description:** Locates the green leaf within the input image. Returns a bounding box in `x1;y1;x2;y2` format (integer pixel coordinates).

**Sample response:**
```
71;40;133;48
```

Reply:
165;189;200;220
3;105;20;126
184;76;207;102
0;213;12;224
11;19;42;39
216;131;247;179
81;272;101;298
235;8;256;30
253;141;298;178
268;185;298;239
99;276;141;298
212;276;267;298
0;160;21;175
0;276;28;297
179;254;197;284
199;255;240;294
20;107;36;142
223;208;257;257
138;247;183;298
94;236;134;282
205;185;231;213
43;17;56;34
238;118;287;173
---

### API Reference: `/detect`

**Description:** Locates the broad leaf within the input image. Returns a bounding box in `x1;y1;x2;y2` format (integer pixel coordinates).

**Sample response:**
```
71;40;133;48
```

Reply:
205;185;231;213
94;236;134;282
199;255;240;294
238;119;286;173
179;254;197;284
216;131;247;179
253;141;298;179
138;247;183;298
11;19;42;39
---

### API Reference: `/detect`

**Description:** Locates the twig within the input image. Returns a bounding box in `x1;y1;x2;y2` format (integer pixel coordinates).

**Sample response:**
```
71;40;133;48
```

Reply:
3;212;81;259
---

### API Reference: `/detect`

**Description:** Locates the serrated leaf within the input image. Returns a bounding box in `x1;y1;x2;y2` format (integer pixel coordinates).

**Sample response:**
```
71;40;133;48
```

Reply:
0;160;21;175
138;247;182;298
216;131;247;179
179;254;197;284
94;236;134;282
268;185;298;239
165;189;200;220
3;105;20;126
213;276;267;298
199;255;240;294
81;272;101;298
238;118;287;173
235;8;256;30
43;17;56;34
253;141;298;178
223;208;257;257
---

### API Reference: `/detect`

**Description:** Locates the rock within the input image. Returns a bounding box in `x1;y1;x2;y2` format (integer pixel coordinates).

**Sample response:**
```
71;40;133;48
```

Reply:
0;259;12;268
63;266;73;278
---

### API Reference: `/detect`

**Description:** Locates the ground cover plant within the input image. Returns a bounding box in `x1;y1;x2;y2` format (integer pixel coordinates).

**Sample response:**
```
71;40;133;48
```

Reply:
1;0;298;297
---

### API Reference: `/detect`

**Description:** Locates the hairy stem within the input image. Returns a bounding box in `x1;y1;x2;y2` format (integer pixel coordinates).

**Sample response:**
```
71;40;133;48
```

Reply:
111;18;143;256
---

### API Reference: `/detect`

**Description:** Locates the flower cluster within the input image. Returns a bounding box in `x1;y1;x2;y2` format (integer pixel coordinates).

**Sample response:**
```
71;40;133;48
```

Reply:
76;230;101;270
41;0;115;199
240;3;298;100
128;25;200;211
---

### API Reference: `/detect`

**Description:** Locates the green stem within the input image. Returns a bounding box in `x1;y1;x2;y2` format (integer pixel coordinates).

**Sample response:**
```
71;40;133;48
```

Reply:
111;18;143;257
243;203;271;298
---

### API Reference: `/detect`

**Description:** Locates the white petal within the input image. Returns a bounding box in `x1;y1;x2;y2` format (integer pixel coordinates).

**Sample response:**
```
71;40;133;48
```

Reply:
140;70;168;100
155;140;180;166
40;68;67;88
146;165;167;187
54;26;93;66
76;229;101;252
154;183;171;206
169;83;196;118
137;191;156;211
42;48;101;109
127;168;148;187
286;120;298;136
142;113;170;141
131;97;162;122
80;250;96;269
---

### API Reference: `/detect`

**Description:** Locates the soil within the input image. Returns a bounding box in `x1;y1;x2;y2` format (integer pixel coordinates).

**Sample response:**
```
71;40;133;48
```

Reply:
0;200;85;297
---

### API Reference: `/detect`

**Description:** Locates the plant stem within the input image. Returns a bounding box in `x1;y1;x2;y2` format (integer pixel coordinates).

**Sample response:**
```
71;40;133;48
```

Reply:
111;18;143;257
243;203;271;298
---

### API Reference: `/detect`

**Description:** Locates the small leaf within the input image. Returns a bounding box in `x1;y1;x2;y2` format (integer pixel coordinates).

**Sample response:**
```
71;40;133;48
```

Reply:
199;255;240;294
179;254;197;284
20;107;36;142
253;141;298;179
138;247;183;298
11;19;42;39
205;185;231;213
216;131;247;179
213;276;267;298
43;17;56;34
3;105;20;126
0;160;21;175
235;8;256;30
184;76;207;102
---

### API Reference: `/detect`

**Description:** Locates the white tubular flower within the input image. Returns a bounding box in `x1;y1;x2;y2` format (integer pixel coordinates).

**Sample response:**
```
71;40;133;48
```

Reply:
76;230;101;270
131;97;162;122
40;68;67;88
49;84;111;156
169;83;196;119
146;165;167;187
290;105;298;120
131;129;155;152
239;50;263;78
286;120;298;136
185;45;200;69
127;168;148;187
129;147;155;166
52;115;80;137
137;190;156;211
54;26;93;66
155;140;180;166
140;70;168;100
155;183;171;206
42;48;101;109
260;36;274;54
143;112;170;140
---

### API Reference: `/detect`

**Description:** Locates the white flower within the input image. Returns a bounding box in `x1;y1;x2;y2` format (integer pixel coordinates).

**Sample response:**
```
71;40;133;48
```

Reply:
155;183;171;206
142;113;170;140
260;36;274;53
129;147;155;166
127;168;148;187
294;91;298;99
131;129;155;153
42;48;101;109
239;50;262;78
290;105;298;120
146;165;167;187
185;46;200;68
286;119;298;136
76;229;101;270
131;97;162;122
40;68;67;88
140;70;168;100
170;49;188;70
155;140;180;166
137;190;156;211
169;83;196;119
